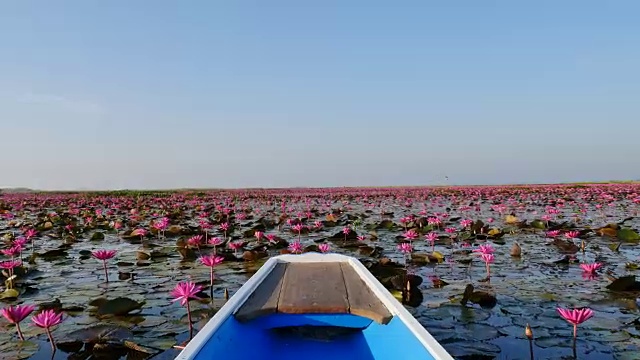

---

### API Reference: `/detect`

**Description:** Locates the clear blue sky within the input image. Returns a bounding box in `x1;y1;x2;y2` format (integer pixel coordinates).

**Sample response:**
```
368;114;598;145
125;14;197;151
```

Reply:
1;1;639;190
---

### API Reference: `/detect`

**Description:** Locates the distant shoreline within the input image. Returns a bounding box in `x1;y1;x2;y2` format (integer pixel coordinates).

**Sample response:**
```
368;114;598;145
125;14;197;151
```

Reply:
1;180;639;194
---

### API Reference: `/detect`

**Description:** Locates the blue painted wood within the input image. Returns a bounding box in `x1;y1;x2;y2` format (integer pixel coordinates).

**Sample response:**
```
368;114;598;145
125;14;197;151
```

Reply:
192;313;437;360
248;313;373;329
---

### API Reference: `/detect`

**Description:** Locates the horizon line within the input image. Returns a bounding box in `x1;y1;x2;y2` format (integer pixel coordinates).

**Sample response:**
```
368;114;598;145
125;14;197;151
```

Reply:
1;179;638;193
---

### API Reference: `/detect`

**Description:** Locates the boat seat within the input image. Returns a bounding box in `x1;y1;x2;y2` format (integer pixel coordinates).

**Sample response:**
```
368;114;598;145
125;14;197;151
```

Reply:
234;261;393;325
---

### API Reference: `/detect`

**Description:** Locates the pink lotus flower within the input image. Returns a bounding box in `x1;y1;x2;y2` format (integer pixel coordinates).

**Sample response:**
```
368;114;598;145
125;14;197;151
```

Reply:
403;230;418;241
425;232;438;252
314;221;323;229
546;230;561;238
199;255;224;290
13;237;28;248
580;262;602;274
1;304;35;340
460;219;473;228
357;235;366;242
187;235;203;248
288;240;303;254
254;231;264;241
228;241;244;254
209;236;223;246
171;281;203;339
0;259;22;270
557;307;594;342
564;231;580;240
473;244;495;254
92;249;117;283
342;226;351;235
480;252;495;278
266;234;277;244
32;309;63;350
24;229;37;240
171;281;203;306
1;246;21;258
131;228;147;238
199;254;224;268
318;243;330;253
199;220;212;230
481;253;494;264
397;242;413;254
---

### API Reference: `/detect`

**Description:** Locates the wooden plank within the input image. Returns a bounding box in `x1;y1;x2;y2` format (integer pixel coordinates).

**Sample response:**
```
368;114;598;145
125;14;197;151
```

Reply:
278;262;349;314
340;262;393;324
234;262;288;322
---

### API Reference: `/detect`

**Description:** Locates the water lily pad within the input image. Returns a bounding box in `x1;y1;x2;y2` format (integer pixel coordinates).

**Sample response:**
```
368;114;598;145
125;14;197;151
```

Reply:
618;228;640;243
0;340;38;359
0;288;19;299
96;297;144;316
91;232;105;241
66;324;133;343
447;341;501;357
138;316;168;328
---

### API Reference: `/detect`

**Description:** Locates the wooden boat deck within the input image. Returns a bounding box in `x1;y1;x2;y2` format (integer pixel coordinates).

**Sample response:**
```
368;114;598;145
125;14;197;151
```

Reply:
235;261;393;324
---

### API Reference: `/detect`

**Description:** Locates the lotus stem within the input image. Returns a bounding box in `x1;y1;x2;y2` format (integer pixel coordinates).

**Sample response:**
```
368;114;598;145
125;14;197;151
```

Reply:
45;327;56;351
209;267;214;299
186;300;193;340
16;322;24;341
525;323;534;360
8;268;14;289
103;260;109;283
573;324;577;359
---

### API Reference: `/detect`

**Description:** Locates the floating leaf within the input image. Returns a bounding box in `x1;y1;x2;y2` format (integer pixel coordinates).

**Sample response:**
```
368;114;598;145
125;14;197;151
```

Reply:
0;288;19;299
618;228;640;243
96;297;144;316
66;324;133;343
606;275;640;292
597;226;618;237
530;220;546;229
0;340;38;359
505;215;519;224
431;251;445;262
91;232;105;241
487;228;501;236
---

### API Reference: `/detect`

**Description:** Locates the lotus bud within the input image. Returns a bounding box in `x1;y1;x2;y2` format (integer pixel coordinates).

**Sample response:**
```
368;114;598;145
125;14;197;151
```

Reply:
525;323;533;340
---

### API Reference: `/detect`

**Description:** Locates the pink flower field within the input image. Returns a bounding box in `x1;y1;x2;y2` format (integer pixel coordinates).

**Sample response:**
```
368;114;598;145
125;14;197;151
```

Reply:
1;184;640;359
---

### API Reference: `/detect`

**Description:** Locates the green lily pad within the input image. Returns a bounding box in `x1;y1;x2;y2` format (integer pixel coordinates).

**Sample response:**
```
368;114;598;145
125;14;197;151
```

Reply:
530;220;546;229
96;297;144;316
0;340;38;359
66;324;133;343
618;228;640;243
0;288;19;299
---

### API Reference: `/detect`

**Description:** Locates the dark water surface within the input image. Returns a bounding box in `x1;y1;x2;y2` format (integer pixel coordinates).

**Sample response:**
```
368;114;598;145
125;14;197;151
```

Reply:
1;186;639;359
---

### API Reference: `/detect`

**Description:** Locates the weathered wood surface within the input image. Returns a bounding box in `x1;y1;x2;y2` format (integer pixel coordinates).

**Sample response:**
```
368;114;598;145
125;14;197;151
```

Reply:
340;262;393;324
278;262;349;314
234;262;288;322
235;261;392;324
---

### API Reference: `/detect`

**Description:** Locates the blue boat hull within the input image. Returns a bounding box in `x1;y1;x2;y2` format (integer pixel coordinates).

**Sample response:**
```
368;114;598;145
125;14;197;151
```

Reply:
192;313;439;360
